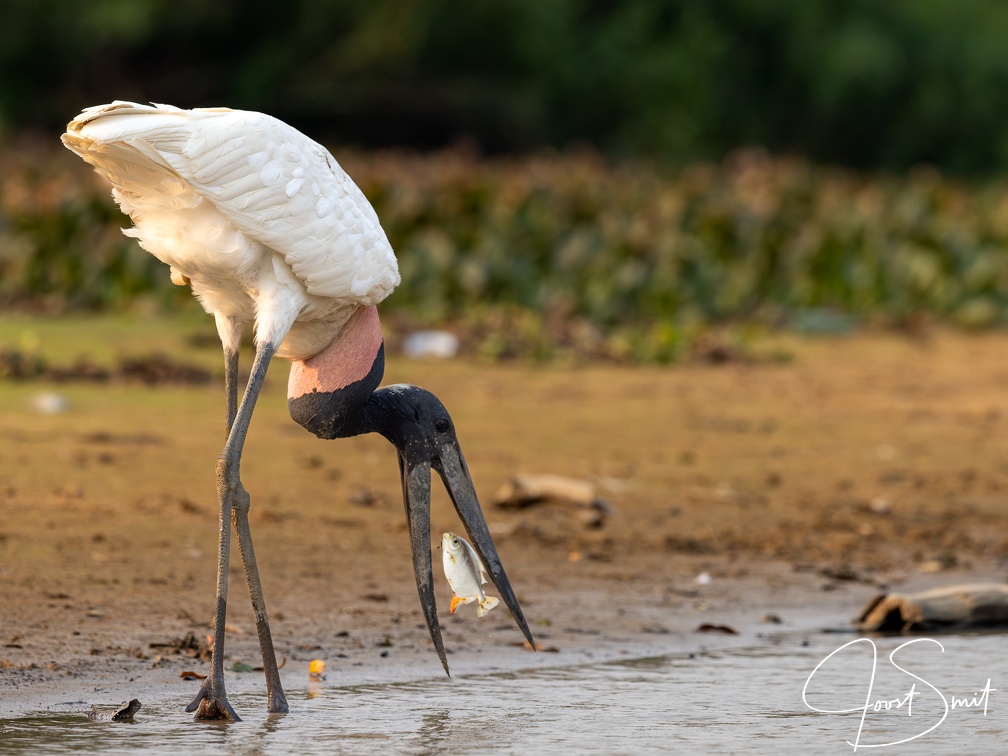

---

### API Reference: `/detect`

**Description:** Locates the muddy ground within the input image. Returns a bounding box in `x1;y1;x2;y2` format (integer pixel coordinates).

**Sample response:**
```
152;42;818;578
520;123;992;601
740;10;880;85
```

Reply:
1;321;1007;717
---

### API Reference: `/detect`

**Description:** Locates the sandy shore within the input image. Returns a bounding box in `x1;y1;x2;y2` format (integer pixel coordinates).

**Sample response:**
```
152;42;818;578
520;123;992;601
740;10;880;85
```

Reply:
2;326;1008;718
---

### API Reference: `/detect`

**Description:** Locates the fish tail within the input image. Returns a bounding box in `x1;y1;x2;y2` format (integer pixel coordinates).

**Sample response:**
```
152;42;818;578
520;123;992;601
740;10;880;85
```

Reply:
477;596;500;618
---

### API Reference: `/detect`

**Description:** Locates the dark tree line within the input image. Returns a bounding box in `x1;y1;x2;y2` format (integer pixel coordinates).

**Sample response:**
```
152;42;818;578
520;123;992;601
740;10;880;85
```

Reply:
5;0;1008;173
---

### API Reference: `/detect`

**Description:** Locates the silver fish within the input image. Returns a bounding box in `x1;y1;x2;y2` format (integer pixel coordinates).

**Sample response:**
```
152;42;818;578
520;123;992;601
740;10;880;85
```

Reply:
441;532;500;617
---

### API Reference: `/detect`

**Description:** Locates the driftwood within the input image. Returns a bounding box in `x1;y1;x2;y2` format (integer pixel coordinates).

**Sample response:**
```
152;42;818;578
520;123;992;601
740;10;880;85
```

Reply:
856;584;1008;633
492;474;613;527
87;699;141;721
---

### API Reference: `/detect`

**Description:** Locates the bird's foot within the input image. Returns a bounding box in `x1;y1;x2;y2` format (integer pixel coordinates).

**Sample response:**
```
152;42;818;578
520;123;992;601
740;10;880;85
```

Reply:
186;677;240;722
268;689;289;715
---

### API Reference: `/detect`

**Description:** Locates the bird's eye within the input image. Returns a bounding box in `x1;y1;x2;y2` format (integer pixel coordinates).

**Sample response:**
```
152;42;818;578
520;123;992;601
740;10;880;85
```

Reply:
435;418;450;434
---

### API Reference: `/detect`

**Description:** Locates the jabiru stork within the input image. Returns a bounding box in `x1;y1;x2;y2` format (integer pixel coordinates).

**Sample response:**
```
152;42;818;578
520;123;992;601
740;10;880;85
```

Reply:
62;101;533;721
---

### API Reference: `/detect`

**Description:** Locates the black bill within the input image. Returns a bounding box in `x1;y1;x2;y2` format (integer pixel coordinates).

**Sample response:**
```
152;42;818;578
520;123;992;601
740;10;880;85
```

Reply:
435;441;535;649
401;441;535;677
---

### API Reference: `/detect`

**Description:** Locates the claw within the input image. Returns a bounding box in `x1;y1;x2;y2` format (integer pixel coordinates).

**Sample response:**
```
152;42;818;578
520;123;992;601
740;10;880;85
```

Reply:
186;677;241;722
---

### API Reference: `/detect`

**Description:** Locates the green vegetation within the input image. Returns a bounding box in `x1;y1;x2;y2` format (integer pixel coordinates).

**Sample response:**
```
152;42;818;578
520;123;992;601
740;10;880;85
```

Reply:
3;145;1008;362
4;1;1007;362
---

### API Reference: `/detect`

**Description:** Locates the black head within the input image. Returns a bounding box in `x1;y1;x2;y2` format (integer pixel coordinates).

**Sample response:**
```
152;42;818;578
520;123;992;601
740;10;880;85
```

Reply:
364;384;535;674
366;384;458;465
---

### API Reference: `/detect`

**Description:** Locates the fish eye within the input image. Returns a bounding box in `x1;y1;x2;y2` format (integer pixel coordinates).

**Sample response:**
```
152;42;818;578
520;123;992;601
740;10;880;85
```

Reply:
435;418;450;434
452;537;460;546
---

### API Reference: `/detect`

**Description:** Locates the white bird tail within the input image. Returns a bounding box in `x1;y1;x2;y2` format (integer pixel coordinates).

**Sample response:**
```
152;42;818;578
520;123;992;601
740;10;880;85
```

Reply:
61;102;210;214
61;100;401;310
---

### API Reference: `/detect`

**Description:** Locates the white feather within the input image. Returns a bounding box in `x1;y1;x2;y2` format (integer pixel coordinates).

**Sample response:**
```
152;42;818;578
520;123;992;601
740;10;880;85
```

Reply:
61;101;400;360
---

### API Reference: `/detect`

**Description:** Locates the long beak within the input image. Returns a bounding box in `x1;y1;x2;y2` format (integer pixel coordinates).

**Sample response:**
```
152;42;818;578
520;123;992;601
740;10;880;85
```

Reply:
435;442;536;651
400;454;449;675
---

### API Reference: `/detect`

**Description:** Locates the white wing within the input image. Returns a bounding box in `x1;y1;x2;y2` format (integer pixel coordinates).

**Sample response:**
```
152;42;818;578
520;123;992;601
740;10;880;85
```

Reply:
63;101;400;304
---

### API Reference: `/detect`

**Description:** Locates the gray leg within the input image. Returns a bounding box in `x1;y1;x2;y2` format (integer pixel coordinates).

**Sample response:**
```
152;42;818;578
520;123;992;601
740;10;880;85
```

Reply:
222;346;289;713
224;347;239;432
187;341;286;720
234;492;289;713
186;456;240;719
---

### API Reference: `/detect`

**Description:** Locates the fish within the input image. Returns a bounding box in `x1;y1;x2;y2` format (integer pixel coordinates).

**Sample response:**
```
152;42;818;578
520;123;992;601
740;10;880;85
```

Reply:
441;532;500;617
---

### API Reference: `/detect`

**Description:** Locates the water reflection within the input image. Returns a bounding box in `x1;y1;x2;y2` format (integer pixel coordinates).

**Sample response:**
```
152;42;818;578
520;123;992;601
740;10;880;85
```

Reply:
1;633;1005;754
410;709;452;754
256;712;285;738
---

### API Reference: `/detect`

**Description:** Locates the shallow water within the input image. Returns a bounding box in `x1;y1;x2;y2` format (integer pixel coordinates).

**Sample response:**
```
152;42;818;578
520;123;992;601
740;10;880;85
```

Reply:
1;630;1004;754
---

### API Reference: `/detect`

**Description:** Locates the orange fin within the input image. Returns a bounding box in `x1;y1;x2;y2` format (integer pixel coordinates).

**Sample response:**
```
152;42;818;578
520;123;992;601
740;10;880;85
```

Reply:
450;595;462;615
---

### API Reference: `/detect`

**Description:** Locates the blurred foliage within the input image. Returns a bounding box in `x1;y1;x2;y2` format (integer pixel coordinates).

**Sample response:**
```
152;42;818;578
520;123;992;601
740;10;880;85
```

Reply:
6;0;1008;172
4;143;1008;362
0;144;189;312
